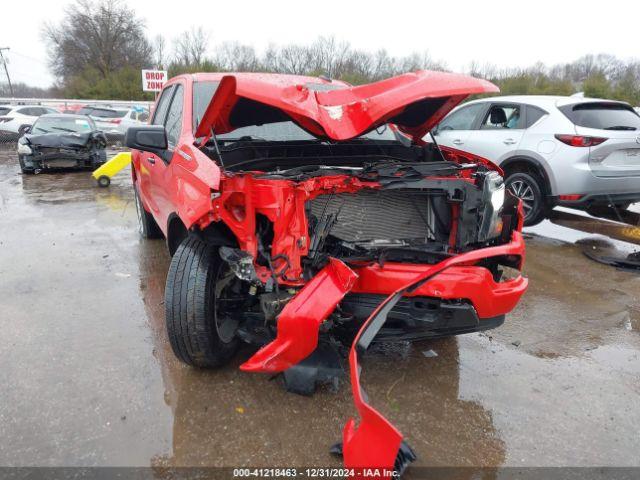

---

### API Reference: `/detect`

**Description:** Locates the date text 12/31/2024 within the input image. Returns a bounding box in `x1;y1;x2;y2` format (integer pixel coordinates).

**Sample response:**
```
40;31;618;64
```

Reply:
233;468;400;478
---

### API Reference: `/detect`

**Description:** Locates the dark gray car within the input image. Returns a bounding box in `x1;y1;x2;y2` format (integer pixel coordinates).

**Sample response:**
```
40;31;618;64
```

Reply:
17;114;107;174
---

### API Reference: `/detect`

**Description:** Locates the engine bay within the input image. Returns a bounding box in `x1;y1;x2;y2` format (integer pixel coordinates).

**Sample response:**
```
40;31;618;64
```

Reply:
193;139;522;350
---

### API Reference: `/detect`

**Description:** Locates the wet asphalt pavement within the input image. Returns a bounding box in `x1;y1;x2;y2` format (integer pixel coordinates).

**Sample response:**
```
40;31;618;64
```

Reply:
0;147;639;471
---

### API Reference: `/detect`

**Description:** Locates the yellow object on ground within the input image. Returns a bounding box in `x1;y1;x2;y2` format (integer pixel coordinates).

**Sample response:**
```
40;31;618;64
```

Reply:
92;152;132;187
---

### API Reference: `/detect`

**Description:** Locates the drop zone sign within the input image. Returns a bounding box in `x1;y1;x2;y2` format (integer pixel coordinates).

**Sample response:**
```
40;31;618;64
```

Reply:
142;70;168;92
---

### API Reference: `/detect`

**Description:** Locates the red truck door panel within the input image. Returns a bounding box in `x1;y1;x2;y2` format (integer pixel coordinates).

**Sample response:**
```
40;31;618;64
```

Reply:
155;84;185;229
137;85;176;228
147;152;171;230
138;149;159;217
140;84;186;232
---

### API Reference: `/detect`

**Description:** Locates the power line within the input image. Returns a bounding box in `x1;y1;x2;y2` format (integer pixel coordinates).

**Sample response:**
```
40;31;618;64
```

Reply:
0;47;13;97
10;50;48;65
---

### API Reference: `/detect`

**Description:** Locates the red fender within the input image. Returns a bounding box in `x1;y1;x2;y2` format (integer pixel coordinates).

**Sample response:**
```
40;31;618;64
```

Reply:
240;258;358;373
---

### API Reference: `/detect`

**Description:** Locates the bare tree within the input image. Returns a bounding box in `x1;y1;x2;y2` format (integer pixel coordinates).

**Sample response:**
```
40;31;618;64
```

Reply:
173;27;210;66
42;0;152;81
397;51;446;73
273;45;314;75
468;61;499;80
309;36;351;77
214;42;260;71
566;54;623;83
370;50;395;80
153;35;167;69
262;44;280;72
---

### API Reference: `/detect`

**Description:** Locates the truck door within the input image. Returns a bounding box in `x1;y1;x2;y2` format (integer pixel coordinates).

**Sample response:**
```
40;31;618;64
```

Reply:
148;84;185;232
138;85;174;223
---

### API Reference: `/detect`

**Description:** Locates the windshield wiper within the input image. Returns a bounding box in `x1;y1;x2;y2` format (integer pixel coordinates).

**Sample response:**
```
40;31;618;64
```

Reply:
219;135;267;143
52;127;77;133
263;165;358;177
604;125;637;131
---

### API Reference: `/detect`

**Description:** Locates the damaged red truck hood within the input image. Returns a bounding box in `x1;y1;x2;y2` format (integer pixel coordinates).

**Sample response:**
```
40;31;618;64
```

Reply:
195;70;499;142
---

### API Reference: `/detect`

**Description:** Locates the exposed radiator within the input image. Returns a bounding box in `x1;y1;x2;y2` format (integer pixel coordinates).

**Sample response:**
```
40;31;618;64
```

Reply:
308;189;434;243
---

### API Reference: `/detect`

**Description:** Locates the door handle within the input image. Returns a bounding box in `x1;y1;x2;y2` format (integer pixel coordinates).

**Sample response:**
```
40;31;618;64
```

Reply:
146;156;156;165
452;139;463;145
503;138;517;145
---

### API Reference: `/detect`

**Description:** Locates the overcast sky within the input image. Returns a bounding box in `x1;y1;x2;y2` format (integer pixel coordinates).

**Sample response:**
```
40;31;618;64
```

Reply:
1;0;637;88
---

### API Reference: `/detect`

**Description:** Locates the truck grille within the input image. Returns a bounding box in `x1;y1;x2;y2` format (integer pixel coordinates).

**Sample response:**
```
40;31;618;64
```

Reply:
308;189;434;242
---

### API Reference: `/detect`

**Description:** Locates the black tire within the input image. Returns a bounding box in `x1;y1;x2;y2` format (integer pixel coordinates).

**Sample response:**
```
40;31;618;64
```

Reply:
165;237;240;368
134;186;163;239
505;171;546;226
97;175;110;188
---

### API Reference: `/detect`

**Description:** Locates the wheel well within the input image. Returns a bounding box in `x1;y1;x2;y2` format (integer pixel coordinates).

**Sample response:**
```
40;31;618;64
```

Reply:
502;158;551;197
166;215;188;256
195;220;238;248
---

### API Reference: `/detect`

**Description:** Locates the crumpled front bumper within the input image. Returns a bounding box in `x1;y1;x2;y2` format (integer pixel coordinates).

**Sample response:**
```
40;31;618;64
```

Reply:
20;151;105;170
350;239;527;320
240;258;358;373
243;231;526;375
239;230;527;476
340;231;527;476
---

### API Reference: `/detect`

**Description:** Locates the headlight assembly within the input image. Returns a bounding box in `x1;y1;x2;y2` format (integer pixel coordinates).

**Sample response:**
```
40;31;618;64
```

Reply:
17;142;32;155
491;183;505;210
479;171;505;241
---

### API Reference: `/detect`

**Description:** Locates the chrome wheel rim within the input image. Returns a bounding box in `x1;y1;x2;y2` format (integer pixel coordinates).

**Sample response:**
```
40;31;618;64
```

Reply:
507;179;536;218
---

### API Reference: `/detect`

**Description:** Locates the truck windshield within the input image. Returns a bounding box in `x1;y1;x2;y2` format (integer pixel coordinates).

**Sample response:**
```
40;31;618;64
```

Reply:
192;80;397;142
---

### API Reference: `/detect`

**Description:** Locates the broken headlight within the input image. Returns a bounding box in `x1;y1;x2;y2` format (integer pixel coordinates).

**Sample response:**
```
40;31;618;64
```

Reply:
17;141;32;155
478;171;505;242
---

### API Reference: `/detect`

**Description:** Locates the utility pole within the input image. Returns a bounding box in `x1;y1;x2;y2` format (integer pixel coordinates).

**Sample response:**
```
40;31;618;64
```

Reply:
0;47;14;97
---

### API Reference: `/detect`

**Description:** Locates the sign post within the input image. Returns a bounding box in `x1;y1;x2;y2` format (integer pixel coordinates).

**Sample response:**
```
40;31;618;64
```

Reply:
141;69;167;93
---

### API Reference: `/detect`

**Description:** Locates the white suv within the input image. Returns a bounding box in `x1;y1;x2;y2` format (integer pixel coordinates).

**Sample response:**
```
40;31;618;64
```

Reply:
0;105;60;135
78;106;150;138
432;96;640;225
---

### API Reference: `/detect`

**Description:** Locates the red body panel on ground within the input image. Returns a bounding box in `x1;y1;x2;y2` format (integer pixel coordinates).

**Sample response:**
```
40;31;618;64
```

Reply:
343;229;526;477
240;258;358;373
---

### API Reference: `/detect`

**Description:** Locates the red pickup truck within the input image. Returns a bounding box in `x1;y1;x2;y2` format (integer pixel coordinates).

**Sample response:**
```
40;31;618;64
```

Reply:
126;71;527;474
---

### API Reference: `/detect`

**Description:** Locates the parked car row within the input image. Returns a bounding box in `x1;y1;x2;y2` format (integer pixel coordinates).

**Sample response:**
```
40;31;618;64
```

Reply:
0;104;59;135
431;96;640;225
78;105;150;138
7;76;640;230
0;102;150;141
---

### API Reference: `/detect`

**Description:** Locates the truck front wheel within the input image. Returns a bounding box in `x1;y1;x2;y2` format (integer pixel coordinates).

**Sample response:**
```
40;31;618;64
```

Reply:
165;237;241;368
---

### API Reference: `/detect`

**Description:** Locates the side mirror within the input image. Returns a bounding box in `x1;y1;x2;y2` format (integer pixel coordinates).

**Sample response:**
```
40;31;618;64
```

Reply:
431;125;439;136
125;125;171;162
